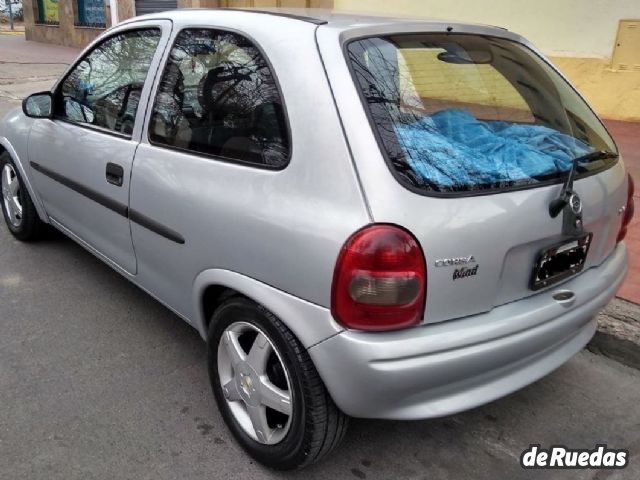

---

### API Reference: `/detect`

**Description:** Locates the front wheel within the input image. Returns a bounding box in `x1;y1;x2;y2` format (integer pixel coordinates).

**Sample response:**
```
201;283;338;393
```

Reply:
0;152;44;241
207;296;348;470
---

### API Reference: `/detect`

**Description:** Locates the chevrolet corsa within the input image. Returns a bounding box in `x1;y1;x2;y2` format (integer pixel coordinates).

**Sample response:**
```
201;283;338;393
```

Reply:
0;8;634;470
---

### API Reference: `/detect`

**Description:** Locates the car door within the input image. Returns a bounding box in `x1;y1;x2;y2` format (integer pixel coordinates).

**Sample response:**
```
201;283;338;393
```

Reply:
128;27;295;319
28;20;172;274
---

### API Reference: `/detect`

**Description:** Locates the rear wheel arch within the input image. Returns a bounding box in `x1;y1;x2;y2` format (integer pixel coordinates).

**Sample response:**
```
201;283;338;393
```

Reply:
192;269;342;347
201;284;237;330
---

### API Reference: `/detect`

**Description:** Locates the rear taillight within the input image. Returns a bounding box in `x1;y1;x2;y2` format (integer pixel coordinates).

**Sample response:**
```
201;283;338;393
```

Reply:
331;224;426;331
617;174;635;243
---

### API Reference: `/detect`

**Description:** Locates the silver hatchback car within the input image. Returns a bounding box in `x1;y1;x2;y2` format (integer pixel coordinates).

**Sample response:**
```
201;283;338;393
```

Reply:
0;8;634;470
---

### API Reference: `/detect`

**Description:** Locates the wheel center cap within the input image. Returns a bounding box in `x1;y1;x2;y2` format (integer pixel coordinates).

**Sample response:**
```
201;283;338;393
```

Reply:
240;373;253;395
236;363;260;406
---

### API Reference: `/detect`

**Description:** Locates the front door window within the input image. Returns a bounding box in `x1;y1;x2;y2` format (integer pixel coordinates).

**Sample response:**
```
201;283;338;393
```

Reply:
57;29;161;135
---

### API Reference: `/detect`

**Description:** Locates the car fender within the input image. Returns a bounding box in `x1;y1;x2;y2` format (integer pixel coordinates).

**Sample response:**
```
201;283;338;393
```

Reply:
192;268;343;348
0;134;49;223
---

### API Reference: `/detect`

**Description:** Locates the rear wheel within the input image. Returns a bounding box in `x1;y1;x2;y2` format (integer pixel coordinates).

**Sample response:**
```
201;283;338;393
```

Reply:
0;152;44;241
207;296;348;470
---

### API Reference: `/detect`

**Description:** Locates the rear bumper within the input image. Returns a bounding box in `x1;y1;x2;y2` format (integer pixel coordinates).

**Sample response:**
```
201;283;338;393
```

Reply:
309;244;628;420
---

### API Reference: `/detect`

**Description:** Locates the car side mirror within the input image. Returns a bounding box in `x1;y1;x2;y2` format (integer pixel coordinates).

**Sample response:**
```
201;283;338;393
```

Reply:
22;92;53;119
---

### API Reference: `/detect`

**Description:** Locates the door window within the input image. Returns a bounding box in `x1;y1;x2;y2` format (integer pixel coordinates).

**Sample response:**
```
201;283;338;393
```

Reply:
149;29;290;168
57;29;161;135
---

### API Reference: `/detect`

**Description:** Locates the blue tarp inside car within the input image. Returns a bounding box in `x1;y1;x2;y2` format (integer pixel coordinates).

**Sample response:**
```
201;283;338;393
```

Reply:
394;109;592;188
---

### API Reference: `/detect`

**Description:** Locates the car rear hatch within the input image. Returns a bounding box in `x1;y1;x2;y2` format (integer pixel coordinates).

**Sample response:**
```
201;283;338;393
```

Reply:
318;24;629;324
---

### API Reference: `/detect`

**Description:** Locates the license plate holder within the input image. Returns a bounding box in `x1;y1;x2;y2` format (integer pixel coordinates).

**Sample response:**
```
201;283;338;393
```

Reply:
530;233;593;291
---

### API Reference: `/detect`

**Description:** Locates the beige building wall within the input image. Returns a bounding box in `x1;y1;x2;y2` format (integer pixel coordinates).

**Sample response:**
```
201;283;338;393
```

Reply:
115;0;137;21
23;0;109;47
334;0;640;121
335;0;638;58
550;57;640;122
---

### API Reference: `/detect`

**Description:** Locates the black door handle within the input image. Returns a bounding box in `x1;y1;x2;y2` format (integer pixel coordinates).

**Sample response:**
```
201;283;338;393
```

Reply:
106;162;124;187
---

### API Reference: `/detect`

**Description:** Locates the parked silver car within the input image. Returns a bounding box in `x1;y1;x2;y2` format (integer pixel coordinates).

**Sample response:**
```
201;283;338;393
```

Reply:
0;8;634;470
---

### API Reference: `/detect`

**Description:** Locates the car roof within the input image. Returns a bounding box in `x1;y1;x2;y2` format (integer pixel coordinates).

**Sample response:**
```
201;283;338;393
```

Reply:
123;7;508;34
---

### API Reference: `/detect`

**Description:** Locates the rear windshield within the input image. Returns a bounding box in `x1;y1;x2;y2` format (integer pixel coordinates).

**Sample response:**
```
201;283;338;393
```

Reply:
346;34;617;194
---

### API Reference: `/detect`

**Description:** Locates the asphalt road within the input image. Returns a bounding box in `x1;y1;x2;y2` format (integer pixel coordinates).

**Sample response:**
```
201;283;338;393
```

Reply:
2;34;640;480
1;224;640;480
0;34;76;119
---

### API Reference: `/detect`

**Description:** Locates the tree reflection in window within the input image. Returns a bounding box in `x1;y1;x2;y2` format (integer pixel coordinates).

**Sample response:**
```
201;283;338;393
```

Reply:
59;29;161;135
347;35;617;193
149;29;290;167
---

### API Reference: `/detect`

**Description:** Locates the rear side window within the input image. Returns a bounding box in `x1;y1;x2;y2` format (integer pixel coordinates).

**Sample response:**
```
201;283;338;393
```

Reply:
149;28;290;168
347;34;617;194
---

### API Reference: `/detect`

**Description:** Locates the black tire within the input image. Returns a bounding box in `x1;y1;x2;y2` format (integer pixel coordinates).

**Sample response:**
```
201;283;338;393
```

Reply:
207;296;348;470
0;152;45;241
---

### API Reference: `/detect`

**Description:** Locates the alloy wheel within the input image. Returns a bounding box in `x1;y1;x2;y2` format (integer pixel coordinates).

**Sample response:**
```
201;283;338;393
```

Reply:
217;321;293;445
1;164;22;227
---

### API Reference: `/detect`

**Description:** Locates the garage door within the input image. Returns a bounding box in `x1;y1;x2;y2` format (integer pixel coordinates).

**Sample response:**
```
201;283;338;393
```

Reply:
135;0;177;16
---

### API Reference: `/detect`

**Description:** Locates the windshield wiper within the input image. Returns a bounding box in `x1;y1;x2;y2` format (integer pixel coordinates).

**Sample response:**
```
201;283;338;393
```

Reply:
548;150;618;218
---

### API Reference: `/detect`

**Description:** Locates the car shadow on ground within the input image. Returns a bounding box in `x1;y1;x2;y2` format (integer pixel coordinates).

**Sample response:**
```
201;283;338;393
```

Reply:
3;228;639;480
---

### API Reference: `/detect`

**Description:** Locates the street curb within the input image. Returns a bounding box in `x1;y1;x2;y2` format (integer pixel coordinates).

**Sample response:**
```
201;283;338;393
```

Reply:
587;297;640;370
587;332;640;370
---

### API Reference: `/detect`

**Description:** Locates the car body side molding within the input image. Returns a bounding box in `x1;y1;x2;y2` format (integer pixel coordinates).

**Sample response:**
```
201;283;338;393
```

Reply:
30;161;185;244
30;161;129;216
129;208;185;245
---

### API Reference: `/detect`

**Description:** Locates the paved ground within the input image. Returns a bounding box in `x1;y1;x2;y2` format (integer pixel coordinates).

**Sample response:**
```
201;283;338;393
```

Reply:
2;224;640;480
0;22;25;35
1;36;640;479
606;120;640;304
0;35;77;119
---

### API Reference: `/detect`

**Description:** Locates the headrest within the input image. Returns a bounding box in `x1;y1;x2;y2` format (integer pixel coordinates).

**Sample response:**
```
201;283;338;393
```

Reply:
197;66;227;114
160;62;185;101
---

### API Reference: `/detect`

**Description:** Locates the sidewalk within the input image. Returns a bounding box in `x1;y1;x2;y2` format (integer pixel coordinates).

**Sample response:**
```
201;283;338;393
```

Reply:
0;36;78;118
0;34;79;64
0;22;25;36
605;120;640;305
0;29;25;36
